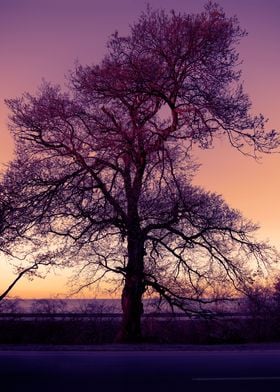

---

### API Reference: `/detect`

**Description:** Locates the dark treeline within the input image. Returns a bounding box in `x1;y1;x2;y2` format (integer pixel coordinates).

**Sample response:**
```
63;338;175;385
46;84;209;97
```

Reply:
1;283;280;345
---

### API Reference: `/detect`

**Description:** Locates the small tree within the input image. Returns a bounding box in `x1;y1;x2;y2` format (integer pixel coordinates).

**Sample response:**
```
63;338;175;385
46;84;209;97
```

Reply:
3;3;279;342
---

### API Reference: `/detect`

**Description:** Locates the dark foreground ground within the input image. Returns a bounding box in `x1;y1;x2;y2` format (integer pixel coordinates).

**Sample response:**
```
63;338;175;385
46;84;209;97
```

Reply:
2;344;280;392
1;315;280;344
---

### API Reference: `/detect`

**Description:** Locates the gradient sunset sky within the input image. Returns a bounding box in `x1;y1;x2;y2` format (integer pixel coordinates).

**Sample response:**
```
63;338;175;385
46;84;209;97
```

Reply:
1;0;280;298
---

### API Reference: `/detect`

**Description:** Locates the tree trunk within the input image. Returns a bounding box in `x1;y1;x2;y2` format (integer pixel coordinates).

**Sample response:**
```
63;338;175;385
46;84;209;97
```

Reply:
116;233;145;343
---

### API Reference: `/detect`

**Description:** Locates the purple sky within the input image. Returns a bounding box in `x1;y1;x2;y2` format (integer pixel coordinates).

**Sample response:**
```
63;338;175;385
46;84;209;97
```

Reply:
1;0;280;297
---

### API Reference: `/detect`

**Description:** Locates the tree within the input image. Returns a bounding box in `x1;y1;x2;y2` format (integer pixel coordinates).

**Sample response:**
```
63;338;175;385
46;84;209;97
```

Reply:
0;183;60;300
3;3;279;342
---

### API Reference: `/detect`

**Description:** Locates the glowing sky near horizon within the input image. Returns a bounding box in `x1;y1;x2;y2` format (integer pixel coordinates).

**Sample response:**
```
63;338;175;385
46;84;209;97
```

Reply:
0;0;280;298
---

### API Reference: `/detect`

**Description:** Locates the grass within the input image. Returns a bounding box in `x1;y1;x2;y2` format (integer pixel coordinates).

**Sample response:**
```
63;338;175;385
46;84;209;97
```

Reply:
0;314;280;345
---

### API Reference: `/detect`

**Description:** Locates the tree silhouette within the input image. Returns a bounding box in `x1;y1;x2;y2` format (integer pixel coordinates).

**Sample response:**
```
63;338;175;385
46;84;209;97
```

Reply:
0;183;62;300
3;3;279;341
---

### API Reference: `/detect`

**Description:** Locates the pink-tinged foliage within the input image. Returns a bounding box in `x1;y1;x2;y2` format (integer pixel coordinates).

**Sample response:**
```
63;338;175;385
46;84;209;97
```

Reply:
1;3;279;341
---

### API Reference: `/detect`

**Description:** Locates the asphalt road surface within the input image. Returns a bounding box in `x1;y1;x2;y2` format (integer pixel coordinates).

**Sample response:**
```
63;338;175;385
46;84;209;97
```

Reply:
1;348;280;392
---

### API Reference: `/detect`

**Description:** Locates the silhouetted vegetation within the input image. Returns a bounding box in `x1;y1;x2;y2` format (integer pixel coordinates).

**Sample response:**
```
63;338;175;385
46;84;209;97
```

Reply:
1;2;279;343
1;314;280;345
1;285;280;345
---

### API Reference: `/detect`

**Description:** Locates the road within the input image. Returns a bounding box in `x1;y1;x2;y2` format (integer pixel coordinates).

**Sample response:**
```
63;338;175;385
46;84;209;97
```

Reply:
1;347;280;391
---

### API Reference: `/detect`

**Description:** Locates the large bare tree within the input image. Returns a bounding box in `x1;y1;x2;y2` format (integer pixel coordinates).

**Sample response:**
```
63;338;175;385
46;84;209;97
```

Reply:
3;3;279;341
